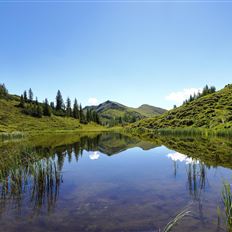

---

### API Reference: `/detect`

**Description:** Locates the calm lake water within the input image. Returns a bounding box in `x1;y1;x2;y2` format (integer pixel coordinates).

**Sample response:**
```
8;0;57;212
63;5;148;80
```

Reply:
0;132;232;232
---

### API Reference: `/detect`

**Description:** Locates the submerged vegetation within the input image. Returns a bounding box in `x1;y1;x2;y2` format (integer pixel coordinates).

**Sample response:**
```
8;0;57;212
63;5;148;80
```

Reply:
162;208;191;232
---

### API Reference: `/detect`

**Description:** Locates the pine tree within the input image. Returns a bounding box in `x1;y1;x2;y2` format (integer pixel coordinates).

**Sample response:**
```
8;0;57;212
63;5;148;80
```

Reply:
35;97;38;105
23;90;27;102
210;86;216;93
43;98;51;116
189;95;194;102
182;84;217;106
89;110;100;124
73;98;79;119
29;88;33;102
79;104;85;123
86;109;91;122
66;97;72;117
93;111;96;122
56;90;64;111
50;102;55;110
0;83;8;97
202;85;209;96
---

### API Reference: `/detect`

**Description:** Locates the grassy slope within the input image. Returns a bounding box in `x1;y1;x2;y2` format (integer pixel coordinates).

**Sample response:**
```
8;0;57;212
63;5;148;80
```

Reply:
130;104;167;117
85;101;166;124
0;98;107;133
129;84;232;131
124;131;232;169
113;104;166;118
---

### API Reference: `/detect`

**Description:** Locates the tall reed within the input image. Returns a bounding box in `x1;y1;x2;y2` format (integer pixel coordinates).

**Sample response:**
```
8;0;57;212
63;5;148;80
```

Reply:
0;132;24;142
222;181;232;230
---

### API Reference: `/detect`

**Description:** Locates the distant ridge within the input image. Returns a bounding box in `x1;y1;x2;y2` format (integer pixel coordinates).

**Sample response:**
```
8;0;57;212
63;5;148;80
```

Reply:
84;100;166;126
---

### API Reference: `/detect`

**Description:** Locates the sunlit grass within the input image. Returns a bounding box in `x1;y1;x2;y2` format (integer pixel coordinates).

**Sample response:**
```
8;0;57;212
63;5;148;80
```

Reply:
222;182;232;230
0;98;109;134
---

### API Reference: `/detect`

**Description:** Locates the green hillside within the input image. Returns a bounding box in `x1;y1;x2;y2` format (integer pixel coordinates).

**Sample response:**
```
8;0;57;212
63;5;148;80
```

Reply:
132;104;166;117
129;84;232;131
84;100;166;126
0;97;106;134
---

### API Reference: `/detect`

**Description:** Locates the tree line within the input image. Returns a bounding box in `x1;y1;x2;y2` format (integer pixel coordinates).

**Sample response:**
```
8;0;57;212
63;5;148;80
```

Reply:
14;87;101;124
0;84;8;98
183;85;216;105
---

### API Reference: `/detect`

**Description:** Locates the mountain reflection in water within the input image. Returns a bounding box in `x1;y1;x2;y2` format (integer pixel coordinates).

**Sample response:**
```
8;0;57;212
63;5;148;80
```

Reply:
0;132;232;232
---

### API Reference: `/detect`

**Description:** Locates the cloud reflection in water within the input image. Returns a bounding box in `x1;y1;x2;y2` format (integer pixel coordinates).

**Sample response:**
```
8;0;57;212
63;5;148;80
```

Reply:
167;152;199;164
89;151;100;160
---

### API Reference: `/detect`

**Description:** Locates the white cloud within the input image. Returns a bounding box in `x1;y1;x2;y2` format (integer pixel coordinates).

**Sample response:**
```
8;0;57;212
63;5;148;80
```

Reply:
167;152;199;164
89;151;100;160
88;97;99;106
165;88;202;105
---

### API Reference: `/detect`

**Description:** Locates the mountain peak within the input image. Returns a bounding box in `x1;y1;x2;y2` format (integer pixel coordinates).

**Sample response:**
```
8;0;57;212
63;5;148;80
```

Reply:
84;100;166;125
97;100;126;112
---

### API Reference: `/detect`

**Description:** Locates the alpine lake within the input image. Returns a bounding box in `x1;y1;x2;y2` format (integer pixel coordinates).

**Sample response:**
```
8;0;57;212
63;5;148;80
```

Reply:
1;132;232;232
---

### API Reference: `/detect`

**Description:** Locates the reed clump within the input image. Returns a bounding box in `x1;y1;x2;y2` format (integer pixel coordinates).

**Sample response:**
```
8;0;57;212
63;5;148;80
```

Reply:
0;132;24;142
222;182;232;230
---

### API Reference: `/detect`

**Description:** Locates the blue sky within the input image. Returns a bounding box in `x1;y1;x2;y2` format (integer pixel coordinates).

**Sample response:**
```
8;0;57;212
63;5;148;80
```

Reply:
1;1;232;109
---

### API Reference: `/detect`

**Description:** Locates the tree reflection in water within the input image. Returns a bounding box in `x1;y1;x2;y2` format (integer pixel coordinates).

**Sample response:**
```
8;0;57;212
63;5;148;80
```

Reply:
169;153;209;227
0;135;103;217
0;157;62;216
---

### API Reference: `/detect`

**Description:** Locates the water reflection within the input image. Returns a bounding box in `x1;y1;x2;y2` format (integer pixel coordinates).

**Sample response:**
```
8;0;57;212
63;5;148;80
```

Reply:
89;151;100;160
0;157;62;216
0;133;156;218
0;133;232;231
168;152;200;164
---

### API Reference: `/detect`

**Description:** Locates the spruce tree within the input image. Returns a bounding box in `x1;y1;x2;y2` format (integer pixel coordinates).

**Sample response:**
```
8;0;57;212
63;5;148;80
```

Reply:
0;84;8;97
202;85;209;96
23;90;27;102
92;111;97;123
210;86;216;93
43;98;51;116
73;98;79;119
56;90;64;111
50;102;55;110
79;104;85;123
189;95;194;102
86;109;91;122
29;88;33;102
66;97;72;117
